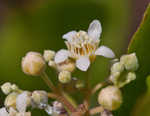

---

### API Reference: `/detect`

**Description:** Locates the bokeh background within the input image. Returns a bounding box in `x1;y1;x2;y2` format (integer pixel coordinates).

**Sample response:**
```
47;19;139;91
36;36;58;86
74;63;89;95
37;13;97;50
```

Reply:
0;0;150;116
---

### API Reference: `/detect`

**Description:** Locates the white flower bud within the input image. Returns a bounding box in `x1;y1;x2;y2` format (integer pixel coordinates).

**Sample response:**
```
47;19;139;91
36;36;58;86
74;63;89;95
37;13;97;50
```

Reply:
4;92;19;109
111;62;124;74
120;53;139;71
53;101;64;112
1;82;12;95
126;72;136;81
109;72;120;85
31;91;48;107
43;50;55;62
58;71;71;84
98;86;122;111
57;60;75;72
11;84;18;91
16;92;31;112
22;52;46;76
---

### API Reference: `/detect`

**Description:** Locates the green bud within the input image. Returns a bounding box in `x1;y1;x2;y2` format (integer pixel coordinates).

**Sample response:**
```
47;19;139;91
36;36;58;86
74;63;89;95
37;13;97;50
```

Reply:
1;82;12;95
58;71;71;84
111;62;124;74
120;53;139;71
98;86;122;111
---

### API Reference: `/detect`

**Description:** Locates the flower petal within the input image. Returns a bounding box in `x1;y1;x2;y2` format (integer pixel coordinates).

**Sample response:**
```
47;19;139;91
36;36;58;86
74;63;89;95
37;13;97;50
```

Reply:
88;20;102;42
76;56;90;71
95;46;115;58
62;31;77;42
0;108;9;116
54;49;70;64
16;92;29;112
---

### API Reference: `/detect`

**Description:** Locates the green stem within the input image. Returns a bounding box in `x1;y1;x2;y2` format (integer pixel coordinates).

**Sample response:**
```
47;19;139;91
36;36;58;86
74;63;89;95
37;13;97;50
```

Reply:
41;72;57;92
84;68;92;116
41;72;76;113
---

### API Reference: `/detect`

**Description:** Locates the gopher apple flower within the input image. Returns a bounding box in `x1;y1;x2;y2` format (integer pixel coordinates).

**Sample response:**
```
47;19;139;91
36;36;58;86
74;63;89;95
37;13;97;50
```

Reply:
54;20;115;71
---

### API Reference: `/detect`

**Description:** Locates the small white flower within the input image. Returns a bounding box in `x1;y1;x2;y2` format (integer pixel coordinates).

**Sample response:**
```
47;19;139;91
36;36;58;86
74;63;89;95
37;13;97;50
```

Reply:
55;20;115;71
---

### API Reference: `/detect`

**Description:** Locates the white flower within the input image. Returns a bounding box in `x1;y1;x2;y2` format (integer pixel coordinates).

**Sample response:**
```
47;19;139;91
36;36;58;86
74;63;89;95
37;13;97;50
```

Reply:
54;20;115;71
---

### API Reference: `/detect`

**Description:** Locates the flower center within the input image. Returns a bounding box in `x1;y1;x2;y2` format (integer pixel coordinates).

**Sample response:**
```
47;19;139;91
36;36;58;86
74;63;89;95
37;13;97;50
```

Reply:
65;31;99;59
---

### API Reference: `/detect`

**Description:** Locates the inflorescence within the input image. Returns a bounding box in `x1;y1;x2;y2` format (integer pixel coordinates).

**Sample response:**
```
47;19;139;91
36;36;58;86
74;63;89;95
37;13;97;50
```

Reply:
0;20;139;116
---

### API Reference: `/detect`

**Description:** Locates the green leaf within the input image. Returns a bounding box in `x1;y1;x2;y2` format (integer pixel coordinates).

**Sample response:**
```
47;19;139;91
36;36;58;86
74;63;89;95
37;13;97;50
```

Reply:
116;3;150;116
146;75;150;92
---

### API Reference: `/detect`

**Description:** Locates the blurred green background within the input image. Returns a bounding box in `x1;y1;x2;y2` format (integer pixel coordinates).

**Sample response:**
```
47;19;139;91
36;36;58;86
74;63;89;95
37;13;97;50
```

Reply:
0;0;149;116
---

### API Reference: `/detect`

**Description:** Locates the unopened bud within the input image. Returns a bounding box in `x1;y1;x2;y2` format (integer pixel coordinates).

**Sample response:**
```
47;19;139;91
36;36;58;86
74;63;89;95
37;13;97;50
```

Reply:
16;92;31;112
98;86;122;111
111;62;124;74
43;50;55;62
11;84;19;91
58;71;71;84
120;53;139;71
22;52;46;76
109;72;120;84
57;60;75;72
1;82;12;95
5;92;19;109
31;90;48;108
126;72;136;83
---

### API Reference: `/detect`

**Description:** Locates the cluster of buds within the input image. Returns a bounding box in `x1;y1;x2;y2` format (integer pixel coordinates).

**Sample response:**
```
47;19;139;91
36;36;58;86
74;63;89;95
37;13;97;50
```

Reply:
0;20;140;116
109;53;138;88
97;53;139;113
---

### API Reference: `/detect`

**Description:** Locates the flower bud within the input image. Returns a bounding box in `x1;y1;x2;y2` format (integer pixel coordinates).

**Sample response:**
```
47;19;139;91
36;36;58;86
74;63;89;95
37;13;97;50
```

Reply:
4;92;19;109
1;82;12;95
57;60;75;72
43;50;55;62
31;90;48;108
98;86;122;111
22;52;46;76
120;53;139;71
53;101;65;113
125;72;136;85
16;92;31;112
109;72;120;85
111;62;124;74
11;84;19;91
58;71;71;84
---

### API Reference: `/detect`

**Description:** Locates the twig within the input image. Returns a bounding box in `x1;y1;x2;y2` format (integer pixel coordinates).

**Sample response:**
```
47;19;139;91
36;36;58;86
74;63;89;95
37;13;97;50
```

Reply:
89;106;104;115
